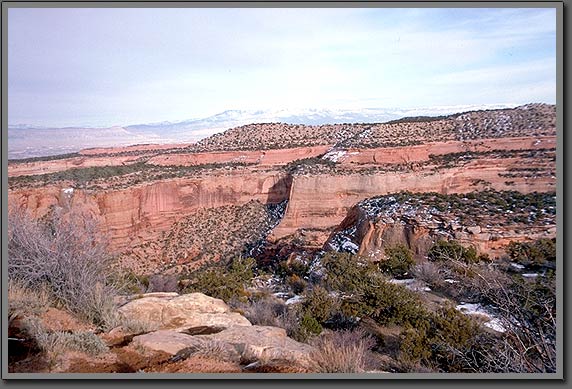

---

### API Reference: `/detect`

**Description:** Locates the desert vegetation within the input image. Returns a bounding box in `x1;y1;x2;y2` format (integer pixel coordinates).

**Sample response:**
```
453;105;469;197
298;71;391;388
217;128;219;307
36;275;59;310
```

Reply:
8;161;255;190
357;190;555;227
7;192;557;374
8;205;120;329
118;200;287;275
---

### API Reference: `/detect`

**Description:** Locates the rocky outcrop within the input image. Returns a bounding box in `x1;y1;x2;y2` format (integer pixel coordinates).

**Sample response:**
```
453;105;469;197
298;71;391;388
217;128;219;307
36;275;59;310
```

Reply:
132;325;315;369
118;293;251;331
131;330;207;355
325;191;556;259
9;135;556;268
124;292;315;369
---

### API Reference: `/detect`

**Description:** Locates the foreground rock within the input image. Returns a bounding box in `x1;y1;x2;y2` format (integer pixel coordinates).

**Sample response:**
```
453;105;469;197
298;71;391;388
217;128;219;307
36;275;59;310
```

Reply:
131;330;206;355
202;325;315;367
132;325;315;369
118;293;251;331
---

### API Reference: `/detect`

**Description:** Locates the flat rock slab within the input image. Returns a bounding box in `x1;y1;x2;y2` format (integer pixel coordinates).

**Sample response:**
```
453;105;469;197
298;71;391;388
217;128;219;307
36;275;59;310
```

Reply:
202;325;315;366
132;330;203;355
131;325;316;369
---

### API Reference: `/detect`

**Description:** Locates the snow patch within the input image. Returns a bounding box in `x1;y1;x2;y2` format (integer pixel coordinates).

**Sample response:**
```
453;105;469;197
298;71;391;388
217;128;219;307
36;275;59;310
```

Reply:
510;263;525;270
285;295;304;305
389;278;415;285
322;150;347;163
522;273;539;278
341;241;359;253
456;303;506;333
62;188;74;195
483;318;507;333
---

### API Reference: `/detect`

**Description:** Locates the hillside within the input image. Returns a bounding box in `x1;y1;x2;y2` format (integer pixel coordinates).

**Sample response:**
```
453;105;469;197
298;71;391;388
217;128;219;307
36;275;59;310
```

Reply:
191;103;555;152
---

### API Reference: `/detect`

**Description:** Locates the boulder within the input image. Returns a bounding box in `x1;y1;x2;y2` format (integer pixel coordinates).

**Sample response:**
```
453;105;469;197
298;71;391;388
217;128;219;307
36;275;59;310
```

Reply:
118;297;168;325
118;293;251;331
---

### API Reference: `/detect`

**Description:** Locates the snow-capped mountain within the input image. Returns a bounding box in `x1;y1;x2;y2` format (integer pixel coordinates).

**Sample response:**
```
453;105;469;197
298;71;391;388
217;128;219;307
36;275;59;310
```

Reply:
126;103;519;137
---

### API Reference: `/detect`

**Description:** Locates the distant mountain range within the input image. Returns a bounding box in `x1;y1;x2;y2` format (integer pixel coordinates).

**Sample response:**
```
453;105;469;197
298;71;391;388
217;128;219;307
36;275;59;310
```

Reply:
8;104;520;159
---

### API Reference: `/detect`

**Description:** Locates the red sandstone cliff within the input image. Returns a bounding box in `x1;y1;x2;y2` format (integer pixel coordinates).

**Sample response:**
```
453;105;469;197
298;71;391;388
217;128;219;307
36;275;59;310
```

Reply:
9;170;291;252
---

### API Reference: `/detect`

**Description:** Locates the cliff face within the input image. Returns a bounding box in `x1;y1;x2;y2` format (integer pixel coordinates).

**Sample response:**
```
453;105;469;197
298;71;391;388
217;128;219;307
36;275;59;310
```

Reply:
274;138;556;238
8;134;556;264
9;170;291;252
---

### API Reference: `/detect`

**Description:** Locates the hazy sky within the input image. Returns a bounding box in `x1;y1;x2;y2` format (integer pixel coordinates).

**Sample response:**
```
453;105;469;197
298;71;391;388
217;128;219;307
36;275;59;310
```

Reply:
8;7;556;127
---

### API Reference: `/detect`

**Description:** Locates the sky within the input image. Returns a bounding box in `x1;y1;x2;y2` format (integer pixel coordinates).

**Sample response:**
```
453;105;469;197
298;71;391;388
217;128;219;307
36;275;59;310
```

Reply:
8;7;557;128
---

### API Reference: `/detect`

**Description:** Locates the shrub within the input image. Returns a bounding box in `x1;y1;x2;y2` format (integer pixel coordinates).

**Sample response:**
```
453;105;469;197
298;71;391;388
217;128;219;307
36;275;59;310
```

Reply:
319;252;428;328
115;271;149;294
398;327;432;366
183;257;256;302
234;297;287;327
507;238;556;266
302;286;338;323
147;274;178;292
300;314;323;337
8;205;119;330
8;281;52;317
428;240;479;264
379;244;415;277
310;329;376;373
22;317;108;356
286;274;307;294
398;306;481;372
276;258;310;279
411;261;446;289
275;306;307;342
476;270;556;373
357;279;429;327
320;252;377;294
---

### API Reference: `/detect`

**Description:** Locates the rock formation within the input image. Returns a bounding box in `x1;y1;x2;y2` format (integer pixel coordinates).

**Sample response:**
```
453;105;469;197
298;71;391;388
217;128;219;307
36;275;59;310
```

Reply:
120;292;314;370
325;191;556;260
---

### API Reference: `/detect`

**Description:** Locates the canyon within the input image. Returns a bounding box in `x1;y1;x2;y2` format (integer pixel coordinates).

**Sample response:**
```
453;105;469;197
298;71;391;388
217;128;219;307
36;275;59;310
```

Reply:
8;104;557;275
